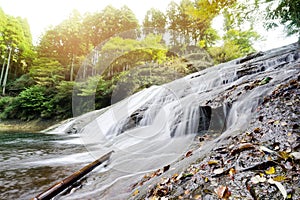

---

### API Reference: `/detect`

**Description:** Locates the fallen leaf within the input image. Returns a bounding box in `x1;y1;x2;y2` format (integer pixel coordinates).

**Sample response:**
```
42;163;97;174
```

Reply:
278;151;290;160
229;168;236;180
254;127;261;133
273;175;287;182
182;173;193;178
231;143;255;155
265;166;276;175
193;194;201;200
184;189;190;195
133;189;139;196
208;160;219;165
214;185;231;199
185;150;193;157
268;178;287;199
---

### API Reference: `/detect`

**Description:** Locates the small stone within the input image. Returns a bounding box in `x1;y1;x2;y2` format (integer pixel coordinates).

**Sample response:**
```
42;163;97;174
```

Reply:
213;168;224;175
290;152;300;160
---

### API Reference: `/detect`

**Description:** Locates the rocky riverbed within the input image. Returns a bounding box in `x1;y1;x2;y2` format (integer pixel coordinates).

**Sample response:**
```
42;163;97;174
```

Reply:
129;74;300;200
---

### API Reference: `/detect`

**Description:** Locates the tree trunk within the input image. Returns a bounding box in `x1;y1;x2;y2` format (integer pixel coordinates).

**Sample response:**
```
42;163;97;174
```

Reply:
2;47;12;96
0;58;6;85
70;55;74;81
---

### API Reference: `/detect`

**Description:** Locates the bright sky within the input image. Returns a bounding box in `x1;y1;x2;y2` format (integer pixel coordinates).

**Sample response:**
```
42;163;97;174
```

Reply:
0;0;297;50
0;0;181;44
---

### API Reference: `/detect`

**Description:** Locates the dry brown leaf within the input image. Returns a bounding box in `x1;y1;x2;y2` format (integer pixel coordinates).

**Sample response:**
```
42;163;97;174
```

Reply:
229;168;236;180
185;150;193;157
214;185;231;199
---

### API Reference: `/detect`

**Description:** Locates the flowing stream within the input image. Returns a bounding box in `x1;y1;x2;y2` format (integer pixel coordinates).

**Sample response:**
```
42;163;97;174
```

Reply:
0;42;299;199
0;131;93;199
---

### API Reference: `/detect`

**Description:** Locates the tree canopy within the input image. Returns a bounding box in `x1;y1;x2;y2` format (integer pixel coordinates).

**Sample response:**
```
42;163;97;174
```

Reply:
0;0;298;121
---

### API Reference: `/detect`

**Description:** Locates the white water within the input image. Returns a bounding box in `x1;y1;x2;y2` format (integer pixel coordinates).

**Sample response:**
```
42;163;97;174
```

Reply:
47;43;300;199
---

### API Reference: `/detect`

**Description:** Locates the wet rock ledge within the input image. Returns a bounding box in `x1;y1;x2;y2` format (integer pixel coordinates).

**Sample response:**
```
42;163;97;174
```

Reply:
128;45;300;200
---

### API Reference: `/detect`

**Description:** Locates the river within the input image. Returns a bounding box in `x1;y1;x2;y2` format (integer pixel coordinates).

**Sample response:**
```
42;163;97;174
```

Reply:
0;131;93;200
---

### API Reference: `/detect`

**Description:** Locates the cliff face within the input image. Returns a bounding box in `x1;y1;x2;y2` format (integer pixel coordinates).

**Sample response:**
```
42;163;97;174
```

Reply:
48;43;300;199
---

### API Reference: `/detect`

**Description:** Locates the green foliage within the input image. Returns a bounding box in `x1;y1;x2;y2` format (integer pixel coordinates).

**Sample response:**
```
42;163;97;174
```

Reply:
29;57;64;87
17;86;48;120
208;28;260;64
100;34;168;77
81;5;139;48
6;74;34;95
143;8;167;33
0;9;34;96
0;96;13;119
223;29;260;54
112;63;187;102
208;41;243;64
265;0;300;37
50;81;75;119
0;96;19;119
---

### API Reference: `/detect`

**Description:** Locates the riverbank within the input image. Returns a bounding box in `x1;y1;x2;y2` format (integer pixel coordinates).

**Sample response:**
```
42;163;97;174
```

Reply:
0;119;60;132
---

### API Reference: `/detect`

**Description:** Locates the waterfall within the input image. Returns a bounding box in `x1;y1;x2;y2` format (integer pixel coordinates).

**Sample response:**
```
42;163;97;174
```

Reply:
48;42;299;199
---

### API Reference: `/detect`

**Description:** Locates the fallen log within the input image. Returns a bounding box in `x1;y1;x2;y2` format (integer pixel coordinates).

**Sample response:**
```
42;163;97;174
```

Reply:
32;150;114;200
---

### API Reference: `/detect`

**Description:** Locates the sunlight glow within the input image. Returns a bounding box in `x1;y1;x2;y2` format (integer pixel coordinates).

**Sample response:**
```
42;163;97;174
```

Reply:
0;0;297;49
0;0;181;44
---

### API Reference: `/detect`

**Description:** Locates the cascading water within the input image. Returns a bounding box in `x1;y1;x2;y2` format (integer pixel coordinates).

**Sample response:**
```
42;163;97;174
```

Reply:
46;42;299;199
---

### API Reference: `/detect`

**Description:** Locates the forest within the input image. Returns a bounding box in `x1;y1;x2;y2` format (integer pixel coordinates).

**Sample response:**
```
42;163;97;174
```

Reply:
0;0;299;121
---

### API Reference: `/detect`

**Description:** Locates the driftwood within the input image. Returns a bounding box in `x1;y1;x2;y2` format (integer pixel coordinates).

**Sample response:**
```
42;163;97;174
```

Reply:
32;150;114;200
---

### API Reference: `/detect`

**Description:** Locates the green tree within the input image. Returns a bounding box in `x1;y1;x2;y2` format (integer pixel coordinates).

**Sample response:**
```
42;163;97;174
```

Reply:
29;57;64;87
51;81;75;119
265;0;300;37
0;8;8;84
223;29;260;54
1;16;24;95
0;10;34;96
17;85;49;120
81;5;139;48
57;10;84;81
143;8;167;34
38;10;84;81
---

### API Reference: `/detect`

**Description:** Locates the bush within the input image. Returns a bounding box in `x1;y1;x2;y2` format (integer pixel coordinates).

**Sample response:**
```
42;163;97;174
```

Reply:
51;81;75;119
0;96;15;119
15;85;56;120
